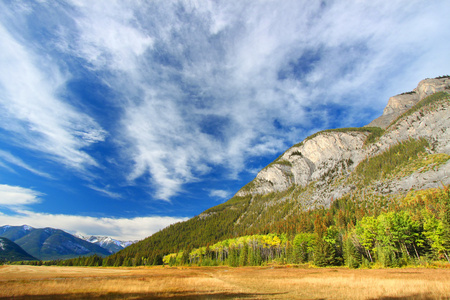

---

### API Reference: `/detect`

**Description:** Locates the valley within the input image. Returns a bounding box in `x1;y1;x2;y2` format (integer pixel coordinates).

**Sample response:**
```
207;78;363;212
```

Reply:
2;78;449;270
1;2;450;299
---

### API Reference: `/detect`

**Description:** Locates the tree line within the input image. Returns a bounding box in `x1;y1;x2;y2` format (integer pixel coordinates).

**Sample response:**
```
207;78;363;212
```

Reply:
160;186;450;268
8;186;449;268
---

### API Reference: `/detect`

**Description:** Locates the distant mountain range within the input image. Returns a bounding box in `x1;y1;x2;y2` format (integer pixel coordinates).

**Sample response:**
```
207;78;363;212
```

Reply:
0;225;135;261
76;234;136;254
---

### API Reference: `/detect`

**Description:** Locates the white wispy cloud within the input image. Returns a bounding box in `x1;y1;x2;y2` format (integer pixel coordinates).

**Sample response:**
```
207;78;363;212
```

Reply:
0;184;43;207
86;184;121;199
208;189;231;200
0;17;107;173
0;161;16;174
64;0;154;71
0;150;52;179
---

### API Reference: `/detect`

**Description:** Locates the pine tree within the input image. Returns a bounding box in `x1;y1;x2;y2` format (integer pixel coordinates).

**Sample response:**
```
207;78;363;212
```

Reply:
343;233;361;268
293;233;315;263
181;249;190;265
313;215;335;267
439;187;450;262
239;243;249;266
228;247;238;267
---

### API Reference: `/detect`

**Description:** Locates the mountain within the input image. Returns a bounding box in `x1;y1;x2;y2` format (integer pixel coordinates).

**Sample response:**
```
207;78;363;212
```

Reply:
0;237;38;262
234;78;450;201
77;235;136;254
109;76;450;265
0;224;34;241
0;225;111;260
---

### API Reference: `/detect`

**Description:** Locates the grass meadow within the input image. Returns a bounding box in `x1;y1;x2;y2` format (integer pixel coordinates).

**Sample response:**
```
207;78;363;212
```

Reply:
1;265;450;299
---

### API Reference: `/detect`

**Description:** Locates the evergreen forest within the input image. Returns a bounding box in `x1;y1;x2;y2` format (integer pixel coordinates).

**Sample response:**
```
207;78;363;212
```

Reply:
11;185;450;269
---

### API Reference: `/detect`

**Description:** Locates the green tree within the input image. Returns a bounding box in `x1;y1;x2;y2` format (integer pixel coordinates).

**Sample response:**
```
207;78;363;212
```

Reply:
355;216;377;263
313;215;335;266
181;249;190;265
423;210;450;262
343;232;361;268
228;247;239;267
239;243;249;266
292;233;315;263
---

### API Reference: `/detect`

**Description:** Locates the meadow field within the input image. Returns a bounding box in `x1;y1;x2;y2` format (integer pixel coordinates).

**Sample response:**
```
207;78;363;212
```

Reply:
1;265;450;299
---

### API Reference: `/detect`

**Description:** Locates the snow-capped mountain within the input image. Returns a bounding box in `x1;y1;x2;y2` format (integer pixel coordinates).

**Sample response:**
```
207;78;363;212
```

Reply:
0;225;34;241
77;235;136;254
0;225;110;260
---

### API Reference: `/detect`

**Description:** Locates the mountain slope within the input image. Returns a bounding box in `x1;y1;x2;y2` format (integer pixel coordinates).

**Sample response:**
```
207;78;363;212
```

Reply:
0;225;111;260
0;237;37;262
112;76;450;265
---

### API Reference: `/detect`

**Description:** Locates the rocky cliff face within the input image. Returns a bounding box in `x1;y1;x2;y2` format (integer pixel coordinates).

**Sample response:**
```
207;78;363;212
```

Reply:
236;131;369;197
367;77;450;129
235;77;450;208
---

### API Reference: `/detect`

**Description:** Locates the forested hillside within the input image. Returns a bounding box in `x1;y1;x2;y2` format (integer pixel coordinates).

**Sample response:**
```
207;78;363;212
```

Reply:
35;185;450;268
160;187;450;268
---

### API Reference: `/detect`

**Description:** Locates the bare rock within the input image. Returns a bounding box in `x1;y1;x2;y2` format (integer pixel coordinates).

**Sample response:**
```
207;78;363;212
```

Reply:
416;77;450;100
366;77;450;129
236;131;368;196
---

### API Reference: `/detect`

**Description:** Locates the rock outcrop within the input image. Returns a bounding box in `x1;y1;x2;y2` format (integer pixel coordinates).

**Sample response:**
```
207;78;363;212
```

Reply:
236;131;368;197
367;77;450;129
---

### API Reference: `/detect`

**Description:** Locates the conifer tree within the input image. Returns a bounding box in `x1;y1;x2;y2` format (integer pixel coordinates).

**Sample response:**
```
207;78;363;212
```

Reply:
229;247;238;267
343;233;361;268
239;243;249;266
181;249;190;265
313;215;334;266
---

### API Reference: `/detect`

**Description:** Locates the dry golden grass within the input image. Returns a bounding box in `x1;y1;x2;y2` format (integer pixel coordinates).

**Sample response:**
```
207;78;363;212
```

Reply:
1;265;450;299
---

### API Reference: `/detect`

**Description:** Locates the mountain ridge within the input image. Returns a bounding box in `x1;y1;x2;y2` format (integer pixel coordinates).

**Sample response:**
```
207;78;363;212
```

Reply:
367;76;450;128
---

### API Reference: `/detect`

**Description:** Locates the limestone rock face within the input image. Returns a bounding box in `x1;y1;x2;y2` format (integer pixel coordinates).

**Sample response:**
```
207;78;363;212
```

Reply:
236;77;450;200
366;77;450;129
382;93;419;116
416;78;450;100
377;103;450;155
236;131;369;197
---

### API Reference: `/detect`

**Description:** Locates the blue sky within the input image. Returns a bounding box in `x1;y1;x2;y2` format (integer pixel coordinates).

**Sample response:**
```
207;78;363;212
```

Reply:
0;1;449;241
